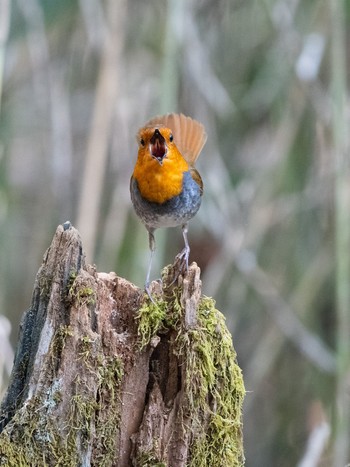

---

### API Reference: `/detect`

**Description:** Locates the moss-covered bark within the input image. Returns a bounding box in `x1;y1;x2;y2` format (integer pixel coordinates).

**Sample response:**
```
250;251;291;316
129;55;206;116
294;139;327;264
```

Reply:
0;223;245;466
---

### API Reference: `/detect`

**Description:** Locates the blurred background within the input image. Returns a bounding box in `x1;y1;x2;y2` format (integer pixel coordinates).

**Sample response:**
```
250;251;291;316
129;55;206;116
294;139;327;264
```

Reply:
0;0;349;465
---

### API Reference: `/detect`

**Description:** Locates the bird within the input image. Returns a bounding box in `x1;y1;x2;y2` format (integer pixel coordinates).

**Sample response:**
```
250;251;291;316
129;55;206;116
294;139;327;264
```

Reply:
130;113;207;298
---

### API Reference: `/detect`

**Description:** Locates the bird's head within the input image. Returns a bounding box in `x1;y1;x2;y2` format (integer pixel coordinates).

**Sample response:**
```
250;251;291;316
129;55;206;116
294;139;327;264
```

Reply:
137;126;175;165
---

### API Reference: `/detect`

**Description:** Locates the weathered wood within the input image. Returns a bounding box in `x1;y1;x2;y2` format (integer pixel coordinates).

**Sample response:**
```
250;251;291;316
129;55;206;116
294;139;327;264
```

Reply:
0;222;245;466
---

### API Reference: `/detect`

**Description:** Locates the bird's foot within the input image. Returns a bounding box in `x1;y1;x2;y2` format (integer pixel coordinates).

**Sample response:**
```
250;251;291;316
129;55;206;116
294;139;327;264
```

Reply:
144;279;159;304
175;246;190;272
167;246;190;286
144;278;163;304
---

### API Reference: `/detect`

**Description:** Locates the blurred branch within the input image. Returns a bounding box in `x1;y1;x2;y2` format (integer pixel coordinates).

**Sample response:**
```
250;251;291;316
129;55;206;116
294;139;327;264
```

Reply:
203;81;306;294
17;0;73;204
49;66;73;209
236;252;336;374
183;6;234;116
77;0;126;261
244;249;333;410
17;0;49;113
298;423;330;467
0;0;11;113
160;0;183;112
331;0;350;464
0;315;13;397
245;250;335;400
79;0;105;50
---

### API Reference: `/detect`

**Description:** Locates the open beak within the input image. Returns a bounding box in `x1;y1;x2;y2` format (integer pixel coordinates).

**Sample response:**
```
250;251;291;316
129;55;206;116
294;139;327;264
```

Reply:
150;129;167;164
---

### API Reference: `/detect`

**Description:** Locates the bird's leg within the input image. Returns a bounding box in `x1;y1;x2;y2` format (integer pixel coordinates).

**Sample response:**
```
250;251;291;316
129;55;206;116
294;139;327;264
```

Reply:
145;229;156;302
181;223;190;269
174;223;190;273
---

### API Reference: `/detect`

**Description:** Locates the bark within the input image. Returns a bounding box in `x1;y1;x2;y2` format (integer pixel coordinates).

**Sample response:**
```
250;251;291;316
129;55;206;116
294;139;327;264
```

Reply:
0;222;245;467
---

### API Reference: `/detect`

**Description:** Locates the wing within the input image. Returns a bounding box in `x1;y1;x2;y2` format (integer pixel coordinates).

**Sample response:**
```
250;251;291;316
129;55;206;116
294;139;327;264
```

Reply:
190;167;203;195
144;113;207;166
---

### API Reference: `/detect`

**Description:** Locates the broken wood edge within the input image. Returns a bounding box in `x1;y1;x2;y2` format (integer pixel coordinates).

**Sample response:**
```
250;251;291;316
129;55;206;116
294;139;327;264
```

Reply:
0;222;245;467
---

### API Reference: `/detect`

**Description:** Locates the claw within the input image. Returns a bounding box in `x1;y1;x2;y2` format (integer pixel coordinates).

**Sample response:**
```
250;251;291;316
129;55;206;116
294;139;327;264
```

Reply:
169;242;190;287
144;277;162;304
177;222;190;272
145;282;156;304
176;245;190;270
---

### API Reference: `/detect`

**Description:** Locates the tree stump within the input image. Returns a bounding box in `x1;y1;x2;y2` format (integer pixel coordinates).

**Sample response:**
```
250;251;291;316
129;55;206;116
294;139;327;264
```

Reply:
0;222;245;466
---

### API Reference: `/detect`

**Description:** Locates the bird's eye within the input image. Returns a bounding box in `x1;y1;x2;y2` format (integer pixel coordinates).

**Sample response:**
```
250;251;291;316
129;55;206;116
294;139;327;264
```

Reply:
169;134;173;142
140;138;145;146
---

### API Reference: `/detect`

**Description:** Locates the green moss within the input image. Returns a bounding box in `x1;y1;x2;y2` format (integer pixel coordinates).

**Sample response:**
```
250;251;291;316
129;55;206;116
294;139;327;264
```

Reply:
135;451;166;467
163;286;183;328
77;335;96;361
79;287;95;306
135;285;245;467
51;325;74;356
0;434;30;466
0;328;124;466
66;270;96;306
38;272;52;299
94;356;124;466
66;269;77;290
136;274;184;350
0;394;81;467
185;297;245;467
136;298;168;349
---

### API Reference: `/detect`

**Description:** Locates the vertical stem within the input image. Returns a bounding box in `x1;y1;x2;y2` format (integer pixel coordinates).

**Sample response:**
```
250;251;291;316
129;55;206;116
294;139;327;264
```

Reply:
0;0;11;113
0;0;11;391
160;0;184;113
77;0;126;261
331;0;350;465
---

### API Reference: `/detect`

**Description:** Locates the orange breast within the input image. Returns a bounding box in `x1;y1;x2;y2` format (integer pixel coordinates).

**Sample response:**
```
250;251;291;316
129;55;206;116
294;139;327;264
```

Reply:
132;146;189;204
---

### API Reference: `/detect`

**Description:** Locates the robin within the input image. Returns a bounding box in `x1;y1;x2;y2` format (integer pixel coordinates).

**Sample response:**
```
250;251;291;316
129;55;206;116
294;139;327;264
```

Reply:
130;113;207;298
